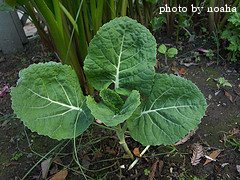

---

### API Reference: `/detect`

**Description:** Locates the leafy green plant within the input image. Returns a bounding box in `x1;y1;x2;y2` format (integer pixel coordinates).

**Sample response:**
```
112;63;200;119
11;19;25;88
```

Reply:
11;151;23;161
11;17;207;160
150;15;166;31
205;49;214;60
217;77;232;88
221;11;240;62
158;44;178;65
193;52;201;62
175;12;193;42
225;136;240;151
144;168;151;176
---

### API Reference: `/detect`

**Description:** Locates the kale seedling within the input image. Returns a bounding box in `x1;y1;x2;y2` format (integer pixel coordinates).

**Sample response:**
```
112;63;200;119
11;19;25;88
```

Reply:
158;44;178;65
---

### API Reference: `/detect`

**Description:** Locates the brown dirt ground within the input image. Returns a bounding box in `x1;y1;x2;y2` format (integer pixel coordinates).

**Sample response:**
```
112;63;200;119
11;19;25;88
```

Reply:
0;36;239;180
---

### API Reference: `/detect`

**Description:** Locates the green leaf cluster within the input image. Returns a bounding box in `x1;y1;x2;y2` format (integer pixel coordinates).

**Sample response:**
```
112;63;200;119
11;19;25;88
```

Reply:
158;44;178;58
11;17;206;148
221;11;240;62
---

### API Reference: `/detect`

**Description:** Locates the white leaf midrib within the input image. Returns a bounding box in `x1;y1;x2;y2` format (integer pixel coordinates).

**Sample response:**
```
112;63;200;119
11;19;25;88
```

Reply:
114;32;125;89
141;105;194;115
28;88;82;111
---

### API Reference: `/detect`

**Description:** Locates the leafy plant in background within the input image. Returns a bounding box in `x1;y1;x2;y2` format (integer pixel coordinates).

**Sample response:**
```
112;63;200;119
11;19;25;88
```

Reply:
217;77;232;88
158;44;178;65
205;49;214;60
3;0;157;94
11;17;206;161
175;12;193;42
193;52;201;62
208;0;240;31
221;11;240;62
150;15;166;31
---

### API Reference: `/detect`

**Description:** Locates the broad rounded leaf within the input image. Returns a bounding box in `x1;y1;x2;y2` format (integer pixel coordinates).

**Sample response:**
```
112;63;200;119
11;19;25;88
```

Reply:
167;48;178;58
86;90;141;127
84;17;156;95
127;74;207;146
11;62;94;140
158;44;167;54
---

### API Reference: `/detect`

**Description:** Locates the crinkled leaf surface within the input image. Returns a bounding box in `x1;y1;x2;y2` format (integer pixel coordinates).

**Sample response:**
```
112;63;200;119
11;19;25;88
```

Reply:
100;89;124;113
11;62;93;140
84;17;156;95
86;90;140;127
127;74;207;146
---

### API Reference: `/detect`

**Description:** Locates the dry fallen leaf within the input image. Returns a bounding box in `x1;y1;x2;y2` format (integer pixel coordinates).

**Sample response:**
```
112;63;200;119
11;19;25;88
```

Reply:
41;158;52;179
148;159;159;180
178;67;187;76
105;147;116;155
171;66;178;74
204;150;221;165
236;165;240;174
182;62;198;67
158;160;164;175
0;84;10;98
175;129;197;146
230;128;240;136
191;143;204;166
133;147;140;157
50;169;68;180
197;48;209;53
224;91;233;102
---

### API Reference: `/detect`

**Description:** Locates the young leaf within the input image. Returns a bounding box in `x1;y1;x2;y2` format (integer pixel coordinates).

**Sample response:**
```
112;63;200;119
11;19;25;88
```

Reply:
127;74;207;146
167;48;178;58
84;17;156;95
11;62;94;140
158;44;167;54
86;90;140;127
100;89;124;113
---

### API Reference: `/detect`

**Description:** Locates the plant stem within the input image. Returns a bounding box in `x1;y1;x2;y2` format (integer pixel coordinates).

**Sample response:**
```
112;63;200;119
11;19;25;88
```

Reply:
115;124;134;159
164;54;168;66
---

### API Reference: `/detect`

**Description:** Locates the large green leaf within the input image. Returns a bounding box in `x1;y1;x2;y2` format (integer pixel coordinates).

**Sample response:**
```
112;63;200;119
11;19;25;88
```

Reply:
86;90;141;127
84;17;156;95
11;62;93;140
127;74;207;146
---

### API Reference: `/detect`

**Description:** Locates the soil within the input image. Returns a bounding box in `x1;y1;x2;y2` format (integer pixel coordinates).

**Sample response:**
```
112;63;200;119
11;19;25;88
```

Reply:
0;35;239;180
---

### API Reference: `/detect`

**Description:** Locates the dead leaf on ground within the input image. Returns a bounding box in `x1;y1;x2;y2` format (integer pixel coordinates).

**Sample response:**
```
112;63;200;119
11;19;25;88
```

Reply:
182;62;198;67
197;48;209;53
0;84;10;98
171;66;178;74
236;165;240;174
105;147;116;155
92;151;103;161
224;91;234;102
158;160;164;175
41;158;52;179
230;128;240;136
133;147;140;157
204;150;221;165
148;159;159;180
50;169;68;180
208;94;212;100
178;67;187;76
175;129;197;145
191;143;204;166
